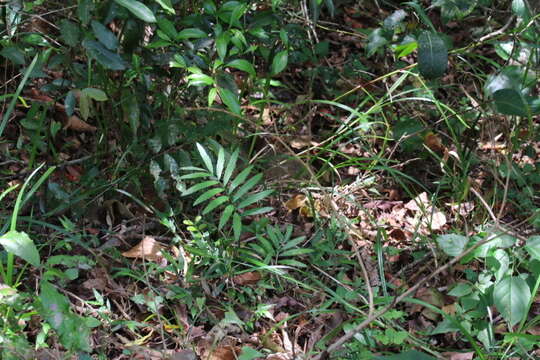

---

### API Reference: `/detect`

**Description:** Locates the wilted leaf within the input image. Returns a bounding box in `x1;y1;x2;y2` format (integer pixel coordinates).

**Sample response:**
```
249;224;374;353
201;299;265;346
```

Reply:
64;115;97;132
233;271;261;285
284;194;307;210
122;236;164;261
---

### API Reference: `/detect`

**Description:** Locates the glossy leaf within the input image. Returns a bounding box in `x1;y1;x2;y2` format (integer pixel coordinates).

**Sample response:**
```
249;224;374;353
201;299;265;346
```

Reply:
237;190;273;209
91;21;118;50
196;143;214;173
82;88;108;101
82;40;127;70
177;28;208;40
157;18;178;39
0;230;40;267
154;0;175;14
230;166;253;193
233;212;242;241
227;59;256;77
494;276;531;326
216;146;226;179
216;32;230;60
367;28;391;57
115;0;157;23
183;180;220;196
233;173;263;201
418;31;448;79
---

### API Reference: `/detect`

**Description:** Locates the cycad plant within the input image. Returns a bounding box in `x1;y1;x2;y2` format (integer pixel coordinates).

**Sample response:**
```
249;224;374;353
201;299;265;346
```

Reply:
179;143;273;241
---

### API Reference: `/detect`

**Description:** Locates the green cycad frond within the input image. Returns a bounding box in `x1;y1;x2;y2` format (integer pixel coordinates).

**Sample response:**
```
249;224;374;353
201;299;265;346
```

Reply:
179;142;273;240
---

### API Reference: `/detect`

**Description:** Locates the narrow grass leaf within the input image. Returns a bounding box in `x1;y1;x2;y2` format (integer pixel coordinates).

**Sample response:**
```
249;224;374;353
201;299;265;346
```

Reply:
203;196;229;215
233;173;263;202
194;188;224;206
183;180;219;196
280;248;313;257
229;166;253;193
237;189;273;209
282;236;306;250
196;143;214;173
223;148;239;186
219;205;235;229
242;206;273;216
216;146;225;180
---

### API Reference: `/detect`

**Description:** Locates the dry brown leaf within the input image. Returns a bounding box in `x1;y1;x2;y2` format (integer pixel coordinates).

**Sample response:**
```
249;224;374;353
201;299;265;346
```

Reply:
233;271;262;285
64;115;97;132
207;346;237;360
424;132;445;152
441;352;474;360
284;194;307;210
122;236;163;261
290;136;312;149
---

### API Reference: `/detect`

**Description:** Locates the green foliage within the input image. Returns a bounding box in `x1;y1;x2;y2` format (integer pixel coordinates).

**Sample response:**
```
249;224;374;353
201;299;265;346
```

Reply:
179;143;273;240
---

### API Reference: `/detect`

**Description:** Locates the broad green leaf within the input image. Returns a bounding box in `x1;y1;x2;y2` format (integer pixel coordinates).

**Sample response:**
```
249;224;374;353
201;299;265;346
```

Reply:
183;180;219;196
237;189;273;209
493;276;531;326
216;32;230;60
187;73;214;86
238;346;264;360
484;66;535;96
0;46;25;65
82;88;108;101
79;92;90;121
418;32;448;79
229;166;253;193
367;28;391;57
177;28;208;40
0;230;40;267
232;173;263;201
121;89;140;136
154;0;175;14
82;40;127;70
65;91;76;117
436;234;469;257
226;59;256;77
77;0;94;25
216;146;225;179
202;196;229;214
59;20;81;47
219;205;235;229
115;0;157;23
208;87;218;106
512;0;531;19
218;87;241;114
223;148;239;185
194;187;224;206
39;282;91;352
271;50;288;75
157;18;178;39
374;349;437;360
91;21;118;50
493;89;530;117
196;143;214;173
394;41;417;58
383;9;407;30
525;236;540;260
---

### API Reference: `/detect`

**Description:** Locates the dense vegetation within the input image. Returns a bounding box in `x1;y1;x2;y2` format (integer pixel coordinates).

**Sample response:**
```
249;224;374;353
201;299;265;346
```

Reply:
0;0;539;359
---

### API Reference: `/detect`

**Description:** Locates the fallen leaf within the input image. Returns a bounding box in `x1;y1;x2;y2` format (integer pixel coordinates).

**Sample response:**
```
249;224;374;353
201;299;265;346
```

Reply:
233;271;262;286
64;115;97;132
424;132;445;152
284;194;307;210
441;352;474;360
207;346;237;360
122;236;163;261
